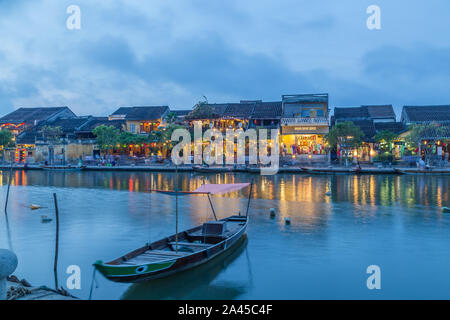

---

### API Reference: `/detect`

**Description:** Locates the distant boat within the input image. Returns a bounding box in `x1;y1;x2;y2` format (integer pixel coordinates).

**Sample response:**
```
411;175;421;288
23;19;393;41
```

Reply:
94;182;253;283
394;168;450;175
301;167;361;175
193;165;233;173
42;165;85;171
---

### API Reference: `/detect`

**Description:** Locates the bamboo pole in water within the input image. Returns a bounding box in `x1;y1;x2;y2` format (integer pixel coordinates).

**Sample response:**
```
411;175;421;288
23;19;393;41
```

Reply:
245;179;254;217
53;193;60;290
4;163;13;216
175;166;178;253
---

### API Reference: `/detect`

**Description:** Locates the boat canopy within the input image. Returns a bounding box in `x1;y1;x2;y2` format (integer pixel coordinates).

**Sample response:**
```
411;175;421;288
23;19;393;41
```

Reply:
151;183;250;196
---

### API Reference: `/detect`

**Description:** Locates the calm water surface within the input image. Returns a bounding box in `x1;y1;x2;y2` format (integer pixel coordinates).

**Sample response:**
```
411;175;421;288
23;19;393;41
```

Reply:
0;170;449;299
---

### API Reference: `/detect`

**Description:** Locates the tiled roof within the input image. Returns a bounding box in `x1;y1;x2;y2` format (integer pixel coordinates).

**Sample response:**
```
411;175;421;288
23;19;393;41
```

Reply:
171;110;191;116
110;106;169;120
334;107;370;120
15;131;38;145
364;105;396;119
374;122;406;134
44;117;92;133
191;101;282;120
334;105;396;121
0;107;74;125
208;104;228;117
403;105;450;123
78;118;126;132
348;120;377;141
251;101;282;119
222;103;255;119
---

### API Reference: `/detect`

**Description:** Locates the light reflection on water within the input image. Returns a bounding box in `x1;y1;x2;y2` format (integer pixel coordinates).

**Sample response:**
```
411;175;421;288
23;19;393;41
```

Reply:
0;170;449;299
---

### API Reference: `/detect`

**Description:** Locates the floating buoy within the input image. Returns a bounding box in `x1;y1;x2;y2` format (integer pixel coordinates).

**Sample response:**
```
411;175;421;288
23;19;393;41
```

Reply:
325;191;331;196
442;207;450;213
40;215;52;223
284;217;291;225
30;204;41;210
270;208;276;218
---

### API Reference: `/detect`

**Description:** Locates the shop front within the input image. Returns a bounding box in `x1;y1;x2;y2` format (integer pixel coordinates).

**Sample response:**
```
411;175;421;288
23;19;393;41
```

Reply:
280;120;329;157
15;144;35;163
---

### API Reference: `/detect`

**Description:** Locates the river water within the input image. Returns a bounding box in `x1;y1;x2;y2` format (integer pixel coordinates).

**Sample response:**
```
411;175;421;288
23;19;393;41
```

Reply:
0;170;449;299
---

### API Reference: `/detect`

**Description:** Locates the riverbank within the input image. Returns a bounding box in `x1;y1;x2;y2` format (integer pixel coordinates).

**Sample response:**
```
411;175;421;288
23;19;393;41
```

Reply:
1;164;449;175
6;276;77;300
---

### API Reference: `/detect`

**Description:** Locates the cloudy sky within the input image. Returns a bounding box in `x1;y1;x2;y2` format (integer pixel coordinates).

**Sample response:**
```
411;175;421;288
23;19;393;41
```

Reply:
0;0;449;117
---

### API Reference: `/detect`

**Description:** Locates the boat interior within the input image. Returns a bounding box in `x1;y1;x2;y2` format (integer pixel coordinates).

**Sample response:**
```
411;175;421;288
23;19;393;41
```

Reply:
108;216;247;266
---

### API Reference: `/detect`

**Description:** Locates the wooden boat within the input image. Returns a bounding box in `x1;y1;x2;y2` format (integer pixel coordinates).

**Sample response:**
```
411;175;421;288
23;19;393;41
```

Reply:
359;168;398;174
193;165;233;173
94;182;253;283
121;236;248;300
301;167;361;175
42;165;85;171
394;168;450;175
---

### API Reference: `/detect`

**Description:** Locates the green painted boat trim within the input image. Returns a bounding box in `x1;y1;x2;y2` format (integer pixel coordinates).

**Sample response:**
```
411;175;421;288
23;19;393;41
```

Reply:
94;260;175;277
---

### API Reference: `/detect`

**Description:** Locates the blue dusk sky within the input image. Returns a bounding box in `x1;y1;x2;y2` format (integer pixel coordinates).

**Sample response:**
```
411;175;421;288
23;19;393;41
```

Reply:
0;0;449;117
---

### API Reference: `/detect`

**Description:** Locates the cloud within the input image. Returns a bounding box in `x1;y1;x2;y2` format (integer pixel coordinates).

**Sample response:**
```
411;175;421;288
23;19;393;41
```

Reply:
360;44;450;108
0;0;449;117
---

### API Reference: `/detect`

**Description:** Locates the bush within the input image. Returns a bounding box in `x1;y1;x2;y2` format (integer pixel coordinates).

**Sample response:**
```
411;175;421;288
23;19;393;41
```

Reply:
373;153;396;164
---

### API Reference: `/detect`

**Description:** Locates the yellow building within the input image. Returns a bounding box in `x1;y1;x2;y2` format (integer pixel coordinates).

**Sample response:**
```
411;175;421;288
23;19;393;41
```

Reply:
109;106;169;134
280;94;329;157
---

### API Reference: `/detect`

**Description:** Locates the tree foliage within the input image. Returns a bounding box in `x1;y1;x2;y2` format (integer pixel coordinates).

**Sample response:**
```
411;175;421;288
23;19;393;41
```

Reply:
186;97;217;120
160;124;186;147
93;125;120;151
0;130;14;148
165;112;177;124
40;125;63;142
327;121;364;149
375;130;397;144
375;130;398;152
406;123;449;146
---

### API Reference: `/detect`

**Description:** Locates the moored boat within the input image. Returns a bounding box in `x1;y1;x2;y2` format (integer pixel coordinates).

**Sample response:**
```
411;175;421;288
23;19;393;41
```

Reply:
394;168;450;175
94;182;253;283
300;167;361;175
42;165;85;171
193;165;233;173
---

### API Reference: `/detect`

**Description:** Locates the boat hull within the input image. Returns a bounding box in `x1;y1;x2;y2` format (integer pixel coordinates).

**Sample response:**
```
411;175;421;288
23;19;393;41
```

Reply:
42;166;85;171
193;166;233;173
94;216;248;283
395;168;450;175
301;167;361;175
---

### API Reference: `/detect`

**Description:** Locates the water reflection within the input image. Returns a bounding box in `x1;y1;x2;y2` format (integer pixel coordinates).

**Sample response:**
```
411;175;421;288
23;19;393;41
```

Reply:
2;170;447;210
121;236;249;300
1;169;449;299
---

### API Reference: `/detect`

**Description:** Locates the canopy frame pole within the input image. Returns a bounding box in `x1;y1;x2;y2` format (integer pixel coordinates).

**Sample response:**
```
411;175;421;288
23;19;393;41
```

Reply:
207;193;218;221
175;166;179;253
245;179;254;217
